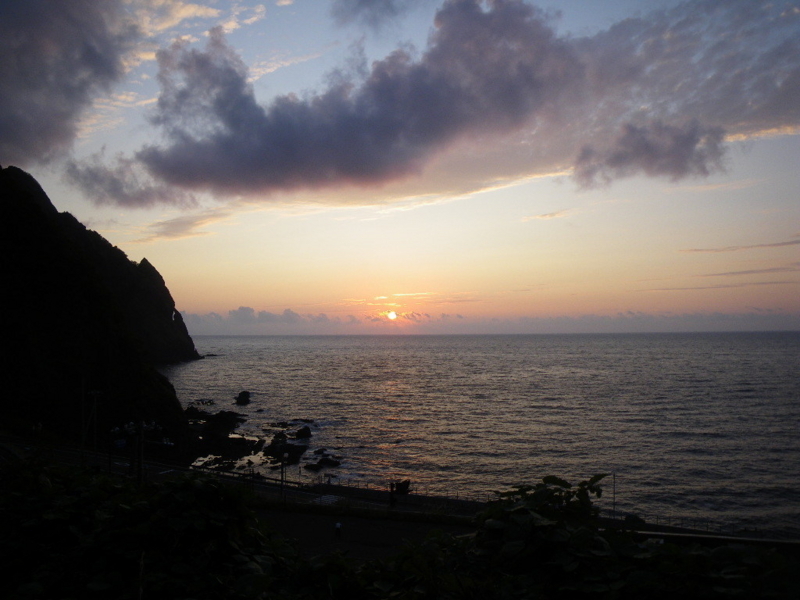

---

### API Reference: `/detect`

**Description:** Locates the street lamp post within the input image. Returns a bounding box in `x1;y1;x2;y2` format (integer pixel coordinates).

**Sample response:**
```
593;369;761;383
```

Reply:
280;452;289;501
612;472;616;521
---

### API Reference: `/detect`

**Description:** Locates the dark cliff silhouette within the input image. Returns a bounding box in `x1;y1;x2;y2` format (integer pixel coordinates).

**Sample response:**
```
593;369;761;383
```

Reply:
0;165;199;446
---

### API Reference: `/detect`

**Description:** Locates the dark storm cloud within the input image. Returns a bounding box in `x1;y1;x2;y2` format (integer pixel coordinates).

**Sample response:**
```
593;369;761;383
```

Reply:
331;0;427;27
0;0;139;166
134;2;580;194
66;0;800;206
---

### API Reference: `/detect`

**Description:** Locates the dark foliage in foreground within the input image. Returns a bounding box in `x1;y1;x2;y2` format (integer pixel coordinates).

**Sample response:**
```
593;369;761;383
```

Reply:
1;460;288;599
1;462;797;599
357;476;798;599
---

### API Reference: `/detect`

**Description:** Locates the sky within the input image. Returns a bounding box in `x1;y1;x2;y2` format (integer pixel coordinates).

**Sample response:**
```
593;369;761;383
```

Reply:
2;0;799;335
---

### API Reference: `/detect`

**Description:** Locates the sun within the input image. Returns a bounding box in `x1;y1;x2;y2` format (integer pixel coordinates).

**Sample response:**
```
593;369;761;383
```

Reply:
386;311;398;320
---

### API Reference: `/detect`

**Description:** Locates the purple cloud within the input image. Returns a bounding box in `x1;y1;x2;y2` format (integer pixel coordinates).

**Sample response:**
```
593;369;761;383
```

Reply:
0;0;139;166
65;152;196;208
63;0;800;206
573;120;726;187
135;3;577;195
331;0;427;27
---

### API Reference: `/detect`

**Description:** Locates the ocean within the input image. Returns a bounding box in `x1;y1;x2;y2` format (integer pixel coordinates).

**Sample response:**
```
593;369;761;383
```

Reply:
160;332;800;537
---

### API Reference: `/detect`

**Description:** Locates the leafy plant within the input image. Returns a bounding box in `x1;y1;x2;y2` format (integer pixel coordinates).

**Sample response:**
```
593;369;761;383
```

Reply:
2;463;797;599
0;460;286;599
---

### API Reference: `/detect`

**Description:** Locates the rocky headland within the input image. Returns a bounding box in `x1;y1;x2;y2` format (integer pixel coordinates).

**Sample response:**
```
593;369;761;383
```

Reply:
0;165;345;471
0;165;199;449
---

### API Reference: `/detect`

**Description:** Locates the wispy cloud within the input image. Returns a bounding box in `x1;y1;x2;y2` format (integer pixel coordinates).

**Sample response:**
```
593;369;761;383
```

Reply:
522;210;569;222
248;49;327;82
133;0;220;36
682;239;800;253
77;92;158;137
392;292;434;298
679;179;763;193
644;281;797;292
349;290;481;309
132;208;233;242
431;292;483;305
701;265;800;277
217;3;266;34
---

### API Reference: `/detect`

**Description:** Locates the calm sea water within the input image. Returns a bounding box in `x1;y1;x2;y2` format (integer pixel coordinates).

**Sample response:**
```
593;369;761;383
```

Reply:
161;332;800;537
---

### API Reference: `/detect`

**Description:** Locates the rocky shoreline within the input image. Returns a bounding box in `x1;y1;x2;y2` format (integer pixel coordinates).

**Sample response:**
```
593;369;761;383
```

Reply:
182;399;343;476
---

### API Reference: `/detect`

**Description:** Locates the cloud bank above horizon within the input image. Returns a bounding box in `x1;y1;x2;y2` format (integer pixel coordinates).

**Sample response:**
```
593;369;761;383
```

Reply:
2;0;798;209
182;304;800;336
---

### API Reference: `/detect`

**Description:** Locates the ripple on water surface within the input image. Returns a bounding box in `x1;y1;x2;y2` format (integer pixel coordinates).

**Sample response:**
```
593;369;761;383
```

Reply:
161;332;800;537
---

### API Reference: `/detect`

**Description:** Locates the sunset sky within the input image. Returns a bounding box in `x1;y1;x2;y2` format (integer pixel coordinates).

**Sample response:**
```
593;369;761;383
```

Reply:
3;0;799;334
